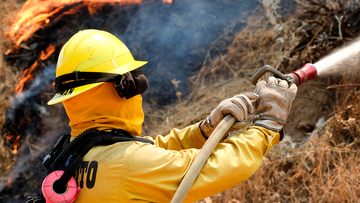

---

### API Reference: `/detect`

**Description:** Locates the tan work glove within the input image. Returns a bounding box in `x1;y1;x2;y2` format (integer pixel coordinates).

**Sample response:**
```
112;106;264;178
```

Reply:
253;76;297;132
200;92;259;138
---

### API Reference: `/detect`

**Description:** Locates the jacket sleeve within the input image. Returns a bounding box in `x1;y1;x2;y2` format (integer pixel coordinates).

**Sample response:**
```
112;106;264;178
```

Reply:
144;122;207;150
125;126;280;203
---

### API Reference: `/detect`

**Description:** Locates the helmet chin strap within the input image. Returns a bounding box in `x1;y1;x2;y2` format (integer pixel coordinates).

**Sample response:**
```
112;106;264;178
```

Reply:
54;70;148;99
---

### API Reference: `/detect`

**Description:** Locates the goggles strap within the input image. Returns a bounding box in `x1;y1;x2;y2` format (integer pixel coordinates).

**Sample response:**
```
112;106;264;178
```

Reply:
53;72;121;92
53;70;149;100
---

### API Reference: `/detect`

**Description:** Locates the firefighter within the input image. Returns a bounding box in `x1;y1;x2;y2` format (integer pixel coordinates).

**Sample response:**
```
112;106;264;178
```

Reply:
48;29;297;202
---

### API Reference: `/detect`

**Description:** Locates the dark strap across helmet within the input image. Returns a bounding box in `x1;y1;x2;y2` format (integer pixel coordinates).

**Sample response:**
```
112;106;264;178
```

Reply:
53;70;149;99
53;71;120;92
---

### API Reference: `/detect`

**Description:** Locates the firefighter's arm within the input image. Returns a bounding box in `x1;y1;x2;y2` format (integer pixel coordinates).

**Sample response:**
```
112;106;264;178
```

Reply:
125;126;279;203
144;122;207;150
145;92;258;150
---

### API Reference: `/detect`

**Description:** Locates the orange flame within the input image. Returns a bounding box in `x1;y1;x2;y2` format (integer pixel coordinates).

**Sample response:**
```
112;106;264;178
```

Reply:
14;44;55;96
5;135;20;154
12;135;21;154
40;44;55;60
5;49;11;55
8;0;172;48
8;178;12;187
15;61;38;96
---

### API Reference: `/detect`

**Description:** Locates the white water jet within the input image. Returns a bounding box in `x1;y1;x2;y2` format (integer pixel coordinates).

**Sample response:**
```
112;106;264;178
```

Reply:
314;36;360;75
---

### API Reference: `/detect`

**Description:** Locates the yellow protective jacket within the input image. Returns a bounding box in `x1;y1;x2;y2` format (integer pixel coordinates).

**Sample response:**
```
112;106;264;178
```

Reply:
73;124;279;203
61;83;281;203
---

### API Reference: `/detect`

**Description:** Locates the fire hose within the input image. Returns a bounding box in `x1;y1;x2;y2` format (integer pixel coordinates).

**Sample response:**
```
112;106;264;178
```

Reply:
170;63;318;203
170;114;236;203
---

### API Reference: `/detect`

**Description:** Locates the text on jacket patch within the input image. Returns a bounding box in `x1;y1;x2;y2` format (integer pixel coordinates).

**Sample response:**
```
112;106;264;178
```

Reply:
75;161;98;189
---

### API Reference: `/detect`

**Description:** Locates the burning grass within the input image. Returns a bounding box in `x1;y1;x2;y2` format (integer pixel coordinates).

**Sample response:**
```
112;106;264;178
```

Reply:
0;0;22;180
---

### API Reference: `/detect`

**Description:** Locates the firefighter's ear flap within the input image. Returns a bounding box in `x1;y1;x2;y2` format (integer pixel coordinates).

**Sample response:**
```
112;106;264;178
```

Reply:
114;70;149;99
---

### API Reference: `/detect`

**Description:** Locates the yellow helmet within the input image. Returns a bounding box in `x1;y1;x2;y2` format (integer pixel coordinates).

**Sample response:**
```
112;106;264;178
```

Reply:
48;29;147;105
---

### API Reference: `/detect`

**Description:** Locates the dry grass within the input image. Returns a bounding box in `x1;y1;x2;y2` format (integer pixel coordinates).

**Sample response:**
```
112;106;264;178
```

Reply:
0;0;22;179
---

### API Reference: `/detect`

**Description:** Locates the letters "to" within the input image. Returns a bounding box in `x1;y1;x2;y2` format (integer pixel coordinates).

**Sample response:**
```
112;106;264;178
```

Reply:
75;161;98;189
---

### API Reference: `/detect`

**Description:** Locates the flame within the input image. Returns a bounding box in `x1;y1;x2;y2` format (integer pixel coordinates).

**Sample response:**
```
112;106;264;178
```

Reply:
15;61;38;96
8;0;172;48
14;44;55;96
5;135;20;154
8;178;12;187
40;44;55;60
12;135;21;154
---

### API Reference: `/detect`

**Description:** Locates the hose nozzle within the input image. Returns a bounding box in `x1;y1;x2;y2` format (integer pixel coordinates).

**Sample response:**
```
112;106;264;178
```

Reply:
251;63;318;86
288;63;317;86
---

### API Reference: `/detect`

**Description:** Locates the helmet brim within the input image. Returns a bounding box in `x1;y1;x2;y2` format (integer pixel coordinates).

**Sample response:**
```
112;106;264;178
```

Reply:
48;60;147;105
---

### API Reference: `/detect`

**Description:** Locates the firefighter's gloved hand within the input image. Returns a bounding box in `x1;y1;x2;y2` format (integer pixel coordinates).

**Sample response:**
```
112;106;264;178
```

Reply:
253;76;297;132
200;92;259;139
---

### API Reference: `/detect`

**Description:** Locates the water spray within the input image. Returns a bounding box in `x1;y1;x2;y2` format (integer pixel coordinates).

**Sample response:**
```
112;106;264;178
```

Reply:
251;63;318;86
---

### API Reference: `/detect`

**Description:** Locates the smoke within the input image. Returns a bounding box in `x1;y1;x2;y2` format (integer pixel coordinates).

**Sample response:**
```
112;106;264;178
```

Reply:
106;0;260;105
0;116;69;194
0;65;57;193
10;65;55;109
6;65;55;123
